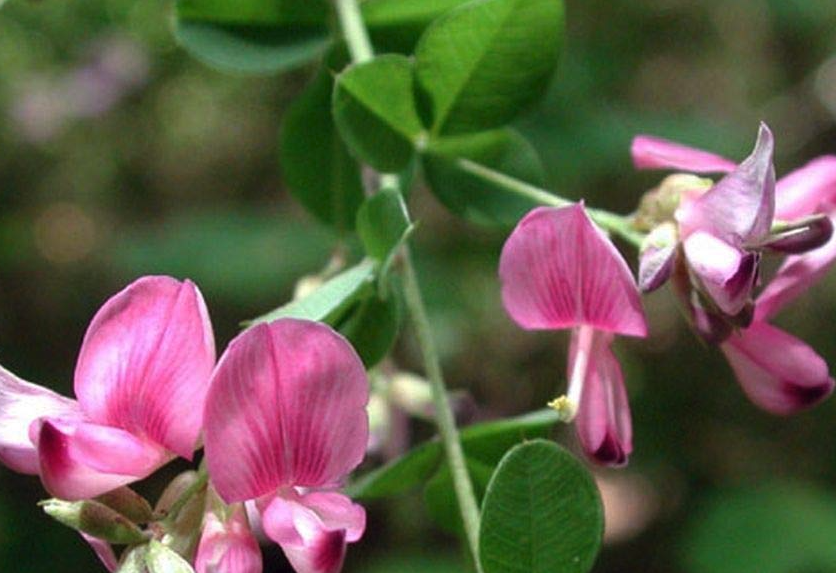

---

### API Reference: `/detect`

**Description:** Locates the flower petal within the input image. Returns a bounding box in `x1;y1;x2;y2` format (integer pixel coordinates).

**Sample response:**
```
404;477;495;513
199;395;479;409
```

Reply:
572;331;632;467
81;533;119;573
261;490;365;573
74;276;216;460
204;320;369;503
775;155;836;220
721;322;834;415
499;205;647;337
756;223;836;321
683;231;759;316
0;365;81;474
195;506;262;573
631;135;737;173
37;418;170;500
638;243;677;293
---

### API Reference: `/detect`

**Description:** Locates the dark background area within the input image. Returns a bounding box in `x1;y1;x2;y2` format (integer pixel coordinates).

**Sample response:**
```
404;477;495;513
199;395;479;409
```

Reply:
1;0;836;571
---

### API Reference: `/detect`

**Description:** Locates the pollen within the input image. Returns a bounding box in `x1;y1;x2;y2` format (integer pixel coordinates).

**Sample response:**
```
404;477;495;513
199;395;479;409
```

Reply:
548;395;578;422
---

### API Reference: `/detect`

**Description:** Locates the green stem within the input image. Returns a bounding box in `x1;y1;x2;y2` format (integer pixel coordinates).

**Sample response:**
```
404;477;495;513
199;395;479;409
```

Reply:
334;0;484;568
457;158;646;248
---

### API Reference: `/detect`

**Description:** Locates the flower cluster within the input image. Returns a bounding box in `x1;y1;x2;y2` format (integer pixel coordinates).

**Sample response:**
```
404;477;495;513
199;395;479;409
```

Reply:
499;123;836;466
0;276;369;573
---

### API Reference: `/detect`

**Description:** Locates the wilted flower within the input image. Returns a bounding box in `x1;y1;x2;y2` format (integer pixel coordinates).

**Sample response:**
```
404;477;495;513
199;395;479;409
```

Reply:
499;205;648;466
0;276;216;500
203;319;368;573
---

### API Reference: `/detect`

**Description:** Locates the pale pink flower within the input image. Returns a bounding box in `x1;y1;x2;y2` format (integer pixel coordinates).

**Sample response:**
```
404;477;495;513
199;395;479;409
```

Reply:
195;505;262;573
0;276;216;500
203;319;368;573
499;205;647;466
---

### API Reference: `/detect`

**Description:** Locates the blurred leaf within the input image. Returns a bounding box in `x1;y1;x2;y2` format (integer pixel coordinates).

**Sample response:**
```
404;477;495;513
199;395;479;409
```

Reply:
348;409;557;500
145;540;195;573
682;483;836;573
281;49;366;232
363;0;472;53
356;188;412;263
247;260;376;325
424;456;493;536
336;291;401;368
414;0;564;135
358;552;464;573
174;0;329;74
479;440;603;573
422;128;549;226
333;54;425;172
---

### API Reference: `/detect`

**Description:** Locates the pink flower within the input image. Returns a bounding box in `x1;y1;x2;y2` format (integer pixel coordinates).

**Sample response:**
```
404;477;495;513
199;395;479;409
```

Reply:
195;505;262;573
203;319;368;573
499;205;648;466
0;276;215;500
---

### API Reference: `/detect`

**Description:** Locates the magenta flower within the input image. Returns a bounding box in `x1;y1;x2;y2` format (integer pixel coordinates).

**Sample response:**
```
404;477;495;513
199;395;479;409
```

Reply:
499;205;648;466
203;319;368;573
0;276;215;500
195;505;262;573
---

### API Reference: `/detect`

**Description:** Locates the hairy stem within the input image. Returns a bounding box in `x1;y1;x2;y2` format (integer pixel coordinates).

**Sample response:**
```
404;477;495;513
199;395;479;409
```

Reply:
335;0;484;567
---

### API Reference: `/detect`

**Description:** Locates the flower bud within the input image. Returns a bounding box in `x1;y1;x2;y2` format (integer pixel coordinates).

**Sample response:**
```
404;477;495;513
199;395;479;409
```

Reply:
40;498;148;545
638;222;678;293
195;506;262;573
634;174;713;231
155;471;199;516
97;487;154;524
145;540;196;573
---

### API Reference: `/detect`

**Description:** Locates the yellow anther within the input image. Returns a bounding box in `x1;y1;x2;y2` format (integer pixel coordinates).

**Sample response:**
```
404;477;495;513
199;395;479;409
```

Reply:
548;395;577;422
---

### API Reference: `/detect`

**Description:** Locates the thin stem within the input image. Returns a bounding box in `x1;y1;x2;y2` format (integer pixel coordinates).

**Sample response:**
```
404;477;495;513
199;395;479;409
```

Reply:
457;158;646;248
334;0;484;567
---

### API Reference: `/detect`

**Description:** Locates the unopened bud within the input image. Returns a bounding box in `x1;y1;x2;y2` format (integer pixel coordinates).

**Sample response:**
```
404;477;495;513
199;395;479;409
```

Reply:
145;540;196;573
40;498;148;545
194;505;262;573
638;223;678;293
155;471;199;516
97;487;154;524
118;545;150;573
158;474;206;560
634;174;713;231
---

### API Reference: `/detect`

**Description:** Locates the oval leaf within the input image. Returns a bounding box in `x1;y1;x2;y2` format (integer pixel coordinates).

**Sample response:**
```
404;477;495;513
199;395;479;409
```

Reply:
281;49;366;232
356;188;413;262
175;0;330;74
479;440;603;573
415;0;565;135
422;128;550;226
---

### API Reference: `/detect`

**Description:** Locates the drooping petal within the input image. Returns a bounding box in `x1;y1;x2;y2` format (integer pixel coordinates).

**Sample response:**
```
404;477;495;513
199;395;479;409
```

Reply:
721;322;834;415
195;506;262;573
676;123;775;244
74;276;215;460
499;205;647;337
572;331;632;467
631;135;737;173
775;155;836;220
261;490;365;573
37;418;170;500
0;365;81;474
81;533;118;573
204;320;369;504
683;231;759;316
756;223;836;321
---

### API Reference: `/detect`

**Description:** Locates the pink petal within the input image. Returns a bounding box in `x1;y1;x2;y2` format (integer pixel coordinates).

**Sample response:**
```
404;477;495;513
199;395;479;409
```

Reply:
775;156;836;221
572;331;632;467
676;123;775;245
721;322;834;415
631;135;737;173
81;533;119;573
195;506;262;573
756;222;836;321
204;320;369;503
0;365;81;474
261;490;365;573
37;418;170;500
499;205;647;337
74;276;215;460
638;243;677;293
683;232;758;316
762;214;833;254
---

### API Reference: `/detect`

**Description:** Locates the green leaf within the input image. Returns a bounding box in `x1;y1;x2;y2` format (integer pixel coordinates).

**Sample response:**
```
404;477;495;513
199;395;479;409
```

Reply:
174;0;330;75
422;128;549;226
336;291;401;368
145;540;196;573
479;440;603;573
333;55;425;172
424;457;494;536
281;49;366;232
348;409;557;500
363;0;473;53
247;260;376;325
356;188;412;262
415;0;564;135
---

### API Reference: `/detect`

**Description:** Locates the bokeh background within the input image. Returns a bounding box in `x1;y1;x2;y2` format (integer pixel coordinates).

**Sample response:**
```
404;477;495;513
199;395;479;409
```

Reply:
2;0;836;571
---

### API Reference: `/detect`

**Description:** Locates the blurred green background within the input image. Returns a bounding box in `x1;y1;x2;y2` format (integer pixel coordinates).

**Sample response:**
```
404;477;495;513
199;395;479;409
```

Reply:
2;0;836;571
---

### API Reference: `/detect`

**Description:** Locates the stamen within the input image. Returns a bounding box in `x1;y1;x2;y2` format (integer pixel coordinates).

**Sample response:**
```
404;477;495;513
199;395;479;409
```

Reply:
548;395;578;422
